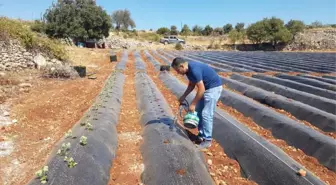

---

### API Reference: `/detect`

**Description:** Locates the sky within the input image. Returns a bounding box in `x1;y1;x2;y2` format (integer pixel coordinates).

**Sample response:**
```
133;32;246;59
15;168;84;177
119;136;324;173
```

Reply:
0;0;335;30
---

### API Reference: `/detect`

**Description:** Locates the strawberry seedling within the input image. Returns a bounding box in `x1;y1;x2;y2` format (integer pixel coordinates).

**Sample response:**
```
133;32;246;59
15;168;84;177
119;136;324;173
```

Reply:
57;142;71;156
64;156;77;168
35;166;48;184
65;130;72;138
85;123;93;131
80;136;87;145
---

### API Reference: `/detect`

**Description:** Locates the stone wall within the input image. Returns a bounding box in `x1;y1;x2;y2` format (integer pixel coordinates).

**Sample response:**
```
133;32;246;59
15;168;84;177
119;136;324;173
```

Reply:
0;39;63;71
284;29;336;51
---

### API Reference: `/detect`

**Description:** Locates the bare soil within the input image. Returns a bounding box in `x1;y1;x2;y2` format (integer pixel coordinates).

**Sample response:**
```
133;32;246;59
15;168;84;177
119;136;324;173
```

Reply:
108;52;144;185
0;48;120;185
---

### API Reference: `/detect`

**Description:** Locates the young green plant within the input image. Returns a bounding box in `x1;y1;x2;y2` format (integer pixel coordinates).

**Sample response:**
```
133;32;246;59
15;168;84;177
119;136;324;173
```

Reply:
85;123;93;131
57;142;71;156
65;129;77;139
64;156;77;168
80;136;88;145
35;166;48;184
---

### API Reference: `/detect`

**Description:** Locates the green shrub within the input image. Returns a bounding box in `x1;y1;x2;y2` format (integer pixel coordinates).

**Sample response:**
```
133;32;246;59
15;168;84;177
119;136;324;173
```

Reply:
0;17;68;61
156;27;170;35
175;43;183;50
139;32;160;42
30;20;47;33
44;0;111;42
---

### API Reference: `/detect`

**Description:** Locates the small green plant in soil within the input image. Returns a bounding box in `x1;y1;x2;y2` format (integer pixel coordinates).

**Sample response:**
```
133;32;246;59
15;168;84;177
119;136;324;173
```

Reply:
57;142;71;156
64;156;77;168
65;130;72;138
65;129;77;139
65;130;77;139
80;136;88;145
35;166;48;184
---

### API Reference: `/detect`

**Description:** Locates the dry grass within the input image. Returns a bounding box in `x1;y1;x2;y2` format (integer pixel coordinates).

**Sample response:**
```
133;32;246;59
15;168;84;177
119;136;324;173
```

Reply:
0;70;40;103
0;17;68;61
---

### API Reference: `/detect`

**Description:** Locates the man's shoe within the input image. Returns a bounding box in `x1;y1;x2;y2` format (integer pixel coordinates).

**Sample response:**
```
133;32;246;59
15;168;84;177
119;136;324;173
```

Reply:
197;140;212;150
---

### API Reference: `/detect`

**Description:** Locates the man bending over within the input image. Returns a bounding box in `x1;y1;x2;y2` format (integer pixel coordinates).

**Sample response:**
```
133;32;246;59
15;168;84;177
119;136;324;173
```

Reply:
171;57;222;149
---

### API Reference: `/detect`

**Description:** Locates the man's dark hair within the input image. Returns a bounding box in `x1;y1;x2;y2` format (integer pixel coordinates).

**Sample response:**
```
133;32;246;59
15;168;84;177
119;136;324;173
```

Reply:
171;57;187;67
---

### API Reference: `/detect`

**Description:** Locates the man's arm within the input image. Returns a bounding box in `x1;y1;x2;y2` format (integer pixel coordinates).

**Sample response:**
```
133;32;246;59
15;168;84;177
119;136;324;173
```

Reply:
179;81;196;103
183;81;196;97
189;80;205;111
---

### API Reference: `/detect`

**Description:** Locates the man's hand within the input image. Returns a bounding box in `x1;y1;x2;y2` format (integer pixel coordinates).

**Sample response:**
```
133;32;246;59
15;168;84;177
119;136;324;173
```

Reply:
189;103;196;113
179;82;196;105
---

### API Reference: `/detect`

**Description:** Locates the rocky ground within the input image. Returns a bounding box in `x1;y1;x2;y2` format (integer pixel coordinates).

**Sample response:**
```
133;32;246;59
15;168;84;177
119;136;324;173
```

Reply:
0;39;68;71
284;28;336;51
105;34;208;51
0;47;120;185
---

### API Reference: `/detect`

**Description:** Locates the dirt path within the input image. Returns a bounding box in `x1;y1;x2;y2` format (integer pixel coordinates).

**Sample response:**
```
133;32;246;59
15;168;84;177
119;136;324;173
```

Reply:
108;51;143;185
0;48;119;185
141;51;257;185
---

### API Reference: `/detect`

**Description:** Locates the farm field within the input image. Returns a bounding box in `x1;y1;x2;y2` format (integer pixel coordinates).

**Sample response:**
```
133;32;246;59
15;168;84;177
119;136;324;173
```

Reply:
1;49;335;185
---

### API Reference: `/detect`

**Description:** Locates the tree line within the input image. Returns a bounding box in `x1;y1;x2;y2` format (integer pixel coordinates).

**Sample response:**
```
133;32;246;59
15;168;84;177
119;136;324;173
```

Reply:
33;0;334;47
157;19;336;47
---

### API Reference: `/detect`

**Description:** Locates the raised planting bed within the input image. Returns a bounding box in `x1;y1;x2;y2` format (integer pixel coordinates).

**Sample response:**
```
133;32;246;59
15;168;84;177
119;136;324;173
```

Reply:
28;71;126;185
220;77;336;132
323;75;336;80
115;50;128;71
143;50;161;70
219;86;336;171
134;51;146;72
166;51;266;72
165;51;246;72
135;71;214;185
149;50;171;65
252;74;336;100
230;73;336;114
276;74;336;91
158;71;325;185
298;74;336;85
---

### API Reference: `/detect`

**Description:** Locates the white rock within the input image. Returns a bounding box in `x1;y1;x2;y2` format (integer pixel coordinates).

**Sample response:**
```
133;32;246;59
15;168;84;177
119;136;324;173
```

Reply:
23;52;31;56
207;159;213;165
33;54;47;69
219;180;227;185
3;111;10;117
19;83;32;88
12;119;17;123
